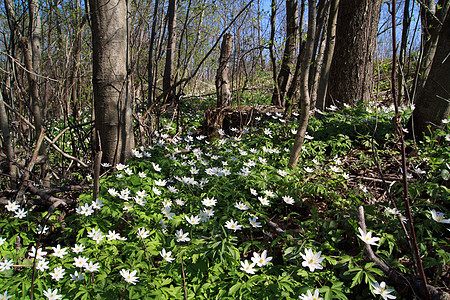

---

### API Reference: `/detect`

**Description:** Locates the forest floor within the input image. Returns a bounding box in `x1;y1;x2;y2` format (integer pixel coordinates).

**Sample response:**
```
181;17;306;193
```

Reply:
0;100;449;299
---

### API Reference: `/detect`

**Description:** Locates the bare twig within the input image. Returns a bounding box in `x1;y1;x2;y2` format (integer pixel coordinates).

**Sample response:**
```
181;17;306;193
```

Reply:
357;206;448;300
25;183;73;206
15;129;45;203
119;216;155;268
3;101;88;168
390;2;430;298
180;251;188;300
93;130;102;202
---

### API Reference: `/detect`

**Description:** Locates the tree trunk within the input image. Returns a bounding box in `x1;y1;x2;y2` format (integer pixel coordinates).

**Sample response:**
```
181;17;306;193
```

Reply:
413;0;449;100
269;0;280;106
147;0;160;107
0;91;17;186
316;0;339;112
90;0;134;165
257;0;264;69
29;0;41;74
398;0;412;102
410;11;450;137
163;0;177;104
216;33;233;108
288;0;316;169
285;0;305;113
308;0;328;89
310;30;327;111
327;0;382;107
272;0;298;107
27;0;44;143
68;0;85;120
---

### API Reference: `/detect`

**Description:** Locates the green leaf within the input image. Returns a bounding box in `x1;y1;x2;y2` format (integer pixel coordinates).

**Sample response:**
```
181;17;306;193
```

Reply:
350;270;363;288
229;282;242;296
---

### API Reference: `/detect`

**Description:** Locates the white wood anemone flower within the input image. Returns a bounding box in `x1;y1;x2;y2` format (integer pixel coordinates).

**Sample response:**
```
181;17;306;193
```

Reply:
357;227;380;246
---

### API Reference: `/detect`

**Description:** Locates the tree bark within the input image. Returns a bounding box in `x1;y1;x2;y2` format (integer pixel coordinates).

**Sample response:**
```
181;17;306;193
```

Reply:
413;0;449;100
269;0;280;106
398;0;412;102
288;0;316;169
90;0;134;165
285;0;305;113
316;0;339;112
163;0;177;104
272;0;298;107
216;33;233;108
410;11;450;137
0;91;17;186
327;0;382;107
68;0;85;120
147;0;160;107
26;0;44;144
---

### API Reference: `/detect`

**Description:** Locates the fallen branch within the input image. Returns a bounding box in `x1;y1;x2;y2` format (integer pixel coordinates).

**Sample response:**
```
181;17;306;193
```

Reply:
26;183;74;206
40;185;91;195
357;206;449;300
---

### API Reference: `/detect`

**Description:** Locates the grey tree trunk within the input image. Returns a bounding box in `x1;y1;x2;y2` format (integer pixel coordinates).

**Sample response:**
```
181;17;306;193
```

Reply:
216;33;233;108
288;0;316;169
163;0;177;104
316;0;339;112
29;0;41;74
410;11;450;137
272;0;298;107
27;0;44;143
90;0;134;165
327;0;382;107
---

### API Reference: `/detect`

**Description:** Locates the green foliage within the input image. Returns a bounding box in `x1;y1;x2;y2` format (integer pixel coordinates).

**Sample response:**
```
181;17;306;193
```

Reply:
1;104;448;299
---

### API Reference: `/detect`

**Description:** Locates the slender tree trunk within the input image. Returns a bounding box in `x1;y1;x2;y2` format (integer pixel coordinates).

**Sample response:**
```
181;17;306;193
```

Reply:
90;0;134;165
310;29;327;110
269;0;279;106
176;0;192;85
327;0;382;107
30;0;41;74
272;0;298;107
288;0;316;169
147;0;160;107
27;0;44;143
257;0;264;69
68;0;85;120
316;0;339;111
308;0;328;89
163;0;177;104
216;33;233;108
0;91;17;186
410;11;450;137
3;0;18;187
285;0;305;113
398;0;411;102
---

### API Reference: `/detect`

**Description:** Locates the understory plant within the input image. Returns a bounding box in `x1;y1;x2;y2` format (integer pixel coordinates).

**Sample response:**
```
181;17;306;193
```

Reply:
1;103;449;299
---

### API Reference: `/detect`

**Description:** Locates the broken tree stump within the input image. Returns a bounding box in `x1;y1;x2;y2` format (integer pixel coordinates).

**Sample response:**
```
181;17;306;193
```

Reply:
202;105;285;136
